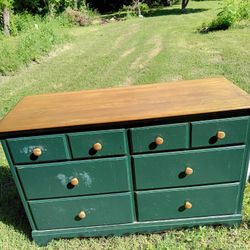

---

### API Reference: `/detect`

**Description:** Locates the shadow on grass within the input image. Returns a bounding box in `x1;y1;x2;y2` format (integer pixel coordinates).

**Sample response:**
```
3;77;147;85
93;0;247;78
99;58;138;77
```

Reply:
145;8;209;17
0;166;31;239
102;7;209;20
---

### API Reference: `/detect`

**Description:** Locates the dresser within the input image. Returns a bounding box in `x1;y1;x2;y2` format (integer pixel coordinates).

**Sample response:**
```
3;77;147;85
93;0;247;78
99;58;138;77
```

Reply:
0;77;249;246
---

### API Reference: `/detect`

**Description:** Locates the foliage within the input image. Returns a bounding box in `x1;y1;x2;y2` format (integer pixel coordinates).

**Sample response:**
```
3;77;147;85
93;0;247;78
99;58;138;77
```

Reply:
199;0;250;32
0;16;69;75
0;0;13;9
120;1;150;18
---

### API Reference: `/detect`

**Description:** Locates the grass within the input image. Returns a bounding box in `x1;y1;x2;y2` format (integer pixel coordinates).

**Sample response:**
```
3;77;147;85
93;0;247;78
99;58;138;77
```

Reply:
0;1;250;249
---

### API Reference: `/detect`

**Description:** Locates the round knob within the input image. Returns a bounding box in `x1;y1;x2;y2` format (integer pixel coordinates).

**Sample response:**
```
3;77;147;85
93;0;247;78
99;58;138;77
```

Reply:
155;136;164;145
78;211;86;219
93;142;102;151
33;148;42;157
70;178;79;186
185;167;193;175
216;131;226;140
184;201;192;209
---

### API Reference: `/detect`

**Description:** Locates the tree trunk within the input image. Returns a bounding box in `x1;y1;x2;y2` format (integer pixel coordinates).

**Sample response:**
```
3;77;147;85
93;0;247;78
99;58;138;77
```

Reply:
74;0;78;10
3;7;10;36
181;0;189;13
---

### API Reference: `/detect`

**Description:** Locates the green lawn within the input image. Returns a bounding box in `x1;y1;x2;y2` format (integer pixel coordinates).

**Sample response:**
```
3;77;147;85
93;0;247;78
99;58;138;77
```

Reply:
0;1;250;249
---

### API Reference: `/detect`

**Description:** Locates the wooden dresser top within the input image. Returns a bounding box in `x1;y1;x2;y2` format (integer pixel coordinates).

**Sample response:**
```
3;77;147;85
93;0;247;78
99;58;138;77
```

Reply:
0;77;249;135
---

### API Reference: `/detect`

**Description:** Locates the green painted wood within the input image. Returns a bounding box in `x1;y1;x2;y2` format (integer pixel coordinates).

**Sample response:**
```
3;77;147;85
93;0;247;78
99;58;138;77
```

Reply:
133;146;245;190
7;134;71;164
17;157;131;199
68;129;128;159
130;123;189;153
191;116;249;148
0;140;36;229
236;116;250;213
29;193;134;230
136;183;239;222
32;214;242;246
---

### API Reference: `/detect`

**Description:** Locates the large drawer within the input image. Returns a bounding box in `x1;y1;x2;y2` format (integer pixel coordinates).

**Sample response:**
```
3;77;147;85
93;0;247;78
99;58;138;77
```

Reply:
68;129;128;159
136;183;239;222
17;157;131;199
29;193;134;230
191;116;249;148
133;146;245;190
7;134;71;164
130;123;189;153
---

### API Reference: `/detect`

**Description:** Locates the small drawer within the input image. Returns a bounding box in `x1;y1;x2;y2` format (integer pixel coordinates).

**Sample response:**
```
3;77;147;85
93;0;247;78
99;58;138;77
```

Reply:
68;129;128;159
136;183;239;222
133;146;245;190
17;157;131;199
7;135;71;164
29;193;134;230
130;123;189;154
191;116;249;148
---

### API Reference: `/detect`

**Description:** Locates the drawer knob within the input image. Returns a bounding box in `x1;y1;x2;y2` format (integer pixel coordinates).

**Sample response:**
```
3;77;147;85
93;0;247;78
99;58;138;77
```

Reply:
93;142;102;151
70;178;79;186
216;131;226;140
184;201;192;209
185;167;193;175
155;136;164;145
78;211;86;219
33;148;42;157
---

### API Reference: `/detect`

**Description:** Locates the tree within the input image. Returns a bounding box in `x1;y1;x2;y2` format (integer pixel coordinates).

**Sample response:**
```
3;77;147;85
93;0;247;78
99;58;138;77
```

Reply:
181;0;189;13
0;0;13;35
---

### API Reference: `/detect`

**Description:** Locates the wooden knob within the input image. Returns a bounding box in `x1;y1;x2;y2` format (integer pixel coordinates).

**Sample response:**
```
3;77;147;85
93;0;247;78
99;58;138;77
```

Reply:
155;136;164;145
93;142;102;151
185;167;193;175
216;131;226;140
33;148;42;157
78;211;86;219
185;201;192;209
70;178;79;186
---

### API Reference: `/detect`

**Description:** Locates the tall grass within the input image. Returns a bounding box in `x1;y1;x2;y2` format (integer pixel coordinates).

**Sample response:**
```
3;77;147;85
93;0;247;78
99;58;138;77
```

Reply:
0;15;70;76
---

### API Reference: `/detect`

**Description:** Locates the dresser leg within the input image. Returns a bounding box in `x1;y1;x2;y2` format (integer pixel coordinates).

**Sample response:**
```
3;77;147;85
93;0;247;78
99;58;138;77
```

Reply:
32;233;53;246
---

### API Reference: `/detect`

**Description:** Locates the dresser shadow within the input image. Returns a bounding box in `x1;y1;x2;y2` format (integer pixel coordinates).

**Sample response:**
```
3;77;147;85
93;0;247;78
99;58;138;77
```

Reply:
0;166;32;239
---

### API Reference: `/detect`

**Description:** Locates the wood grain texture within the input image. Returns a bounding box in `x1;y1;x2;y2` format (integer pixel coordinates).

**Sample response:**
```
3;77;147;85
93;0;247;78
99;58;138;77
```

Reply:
0;78;249;135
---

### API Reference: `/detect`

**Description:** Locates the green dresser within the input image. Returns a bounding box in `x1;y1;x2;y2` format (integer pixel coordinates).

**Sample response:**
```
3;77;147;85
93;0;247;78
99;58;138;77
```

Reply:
0;77;250;245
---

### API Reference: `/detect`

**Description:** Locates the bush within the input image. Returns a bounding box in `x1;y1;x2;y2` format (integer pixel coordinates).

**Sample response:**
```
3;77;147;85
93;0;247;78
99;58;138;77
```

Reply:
199;0;250;32
120;2;150;19
0;16;70;75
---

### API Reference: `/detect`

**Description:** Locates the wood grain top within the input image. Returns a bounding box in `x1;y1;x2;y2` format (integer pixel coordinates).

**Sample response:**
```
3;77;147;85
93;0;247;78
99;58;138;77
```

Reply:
0;77;249;135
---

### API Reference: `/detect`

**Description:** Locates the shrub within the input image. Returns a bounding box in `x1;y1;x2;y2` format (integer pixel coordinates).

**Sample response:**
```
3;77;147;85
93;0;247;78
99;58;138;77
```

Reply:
64;7;92;26
199;0;250;32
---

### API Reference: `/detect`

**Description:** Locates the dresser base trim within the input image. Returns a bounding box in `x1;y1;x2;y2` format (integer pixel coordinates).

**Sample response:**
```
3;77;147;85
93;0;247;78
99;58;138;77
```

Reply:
32;214;242;246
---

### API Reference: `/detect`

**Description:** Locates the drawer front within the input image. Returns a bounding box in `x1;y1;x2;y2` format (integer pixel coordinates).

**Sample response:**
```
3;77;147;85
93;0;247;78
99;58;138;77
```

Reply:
130;123;189;153
29;193;134;230
192;116;249;148
133;146;245;190
136;183;239;222
18;157;131;199
68;129;128;159
7;135;71;164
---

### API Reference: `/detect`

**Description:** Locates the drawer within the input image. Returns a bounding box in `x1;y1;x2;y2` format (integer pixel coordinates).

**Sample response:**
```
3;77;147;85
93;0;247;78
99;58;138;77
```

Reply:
7;135;71;164
130;123;189;153
17;157;131;199
68;129;128;159
191;116;249;148
29;193;134;230
136;183;239;222
133;146;245;190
